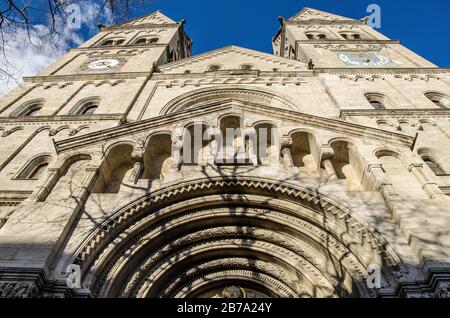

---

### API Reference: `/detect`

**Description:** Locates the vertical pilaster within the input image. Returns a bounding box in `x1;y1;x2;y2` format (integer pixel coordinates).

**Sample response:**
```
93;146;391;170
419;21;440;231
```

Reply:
408;163;446;199
33;167;60;202
319;147;338;181
280;137;294;168
129;149;144;184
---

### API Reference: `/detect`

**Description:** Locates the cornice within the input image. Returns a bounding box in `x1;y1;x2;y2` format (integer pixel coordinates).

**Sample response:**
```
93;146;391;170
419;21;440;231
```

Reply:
0;113;123;124
72;44;167;51
296;40;400;44
23;72;149;83
153;70;314;80
286;20;365;26
315;68;447;75
103;23;180;31
340;108;450;119
0;190;32;200
54;102;414;153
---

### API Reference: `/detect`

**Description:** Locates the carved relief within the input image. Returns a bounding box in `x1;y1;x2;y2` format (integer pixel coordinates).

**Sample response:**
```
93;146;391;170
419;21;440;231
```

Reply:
0;282;38;298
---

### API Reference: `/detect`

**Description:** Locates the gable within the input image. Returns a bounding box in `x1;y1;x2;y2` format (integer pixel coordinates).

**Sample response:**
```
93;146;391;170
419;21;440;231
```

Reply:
289;7;354;22
159;46;308;74
121;11;176;27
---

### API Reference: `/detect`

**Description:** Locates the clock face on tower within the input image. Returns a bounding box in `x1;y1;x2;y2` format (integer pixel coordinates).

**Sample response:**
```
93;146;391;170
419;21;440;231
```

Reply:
336;51;393;67
87;59;120;70
79;57;126;72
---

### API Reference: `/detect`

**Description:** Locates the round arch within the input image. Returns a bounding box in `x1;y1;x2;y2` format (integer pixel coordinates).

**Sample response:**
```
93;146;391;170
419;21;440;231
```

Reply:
72;177;403;298
160;85;303;115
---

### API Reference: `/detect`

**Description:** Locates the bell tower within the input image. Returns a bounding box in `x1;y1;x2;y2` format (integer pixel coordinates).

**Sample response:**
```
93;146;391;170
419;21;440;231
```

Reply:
273;7;436;69
38;10;192;77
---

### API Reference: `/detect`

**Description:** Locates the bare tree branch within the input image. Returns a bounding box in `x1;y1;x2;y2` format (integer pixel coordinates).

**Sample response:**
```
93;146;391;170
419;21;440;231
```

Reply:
0;0;154;94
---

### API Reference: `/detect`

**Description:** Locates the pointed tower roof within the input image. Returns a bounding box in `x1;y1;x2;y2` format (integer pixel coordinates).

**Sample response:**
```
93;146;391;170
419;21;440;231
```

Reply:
288;7;356;22
120;10;177;27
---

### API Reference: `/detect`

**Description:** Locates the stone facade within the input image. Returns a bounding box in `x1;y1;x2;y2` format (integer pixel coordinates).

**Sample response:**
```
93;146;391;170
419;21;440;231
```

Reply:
0;8;449;298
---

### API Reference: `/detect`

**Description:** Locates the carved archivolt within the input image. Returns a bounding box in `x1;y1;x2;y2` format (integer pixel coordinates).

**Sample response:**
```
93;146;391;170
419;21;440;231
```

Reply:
0;282;38;298
72;177;403;298
160;86;302;114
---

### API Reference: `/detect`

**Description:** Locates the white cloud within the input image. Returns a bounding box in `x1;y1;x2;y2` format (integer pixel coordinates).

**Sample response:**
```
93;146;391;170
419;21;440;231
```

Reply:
0;1;110;96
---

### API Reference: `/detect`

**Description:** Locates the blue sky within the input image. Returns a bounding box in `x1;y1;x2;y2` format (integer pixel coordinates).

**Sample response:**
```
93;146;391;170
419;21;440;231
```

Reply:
133;0;450;67
1;0;449;96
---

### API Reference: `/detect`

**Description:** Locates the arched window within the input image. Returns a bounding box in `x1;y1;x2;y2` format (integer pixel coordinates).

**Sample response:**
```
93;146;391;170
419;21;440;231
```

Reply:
100;38;125;46
305;32;327;40
15;155;52;180
80;103;98;115
70;98;100;115
365;93;387;110
134;38;148;45
340;32;362;40
207;64;221;72
422;157;446;175
101;39;114;46
22;104;42;116
369;101;385;110
142;134;173;180
11;101;44;117
133;37;159;45
425;92;449;109
29;162;49;179
92;144;134;193
330;141;363;191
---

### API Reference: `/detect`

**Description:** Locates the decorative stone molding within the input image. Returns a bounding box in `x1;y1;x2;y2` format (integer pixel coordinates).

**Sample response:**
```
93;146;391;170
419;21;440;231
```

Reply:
314;44;383;51
0;282;38;298
159;46;306;73
88;202;377;297
338;74;385;82
1;126;23;137
160;86;302;114
74;176;403;273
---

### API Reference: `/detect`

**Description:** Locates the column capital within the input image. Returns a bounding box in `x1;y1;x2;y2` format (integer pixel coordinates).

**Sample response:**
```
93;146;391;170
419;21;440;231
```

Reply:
408;163;423;172
280;136;293;149
319;146;334;163
85;164;100;172
131;149;144;163
367;163;384;173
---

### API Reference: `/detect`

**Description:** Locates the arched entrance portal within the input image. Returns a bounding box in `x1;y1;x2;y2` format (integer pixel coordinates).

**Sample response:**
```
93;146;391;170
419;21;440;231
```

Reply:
75;177;401;298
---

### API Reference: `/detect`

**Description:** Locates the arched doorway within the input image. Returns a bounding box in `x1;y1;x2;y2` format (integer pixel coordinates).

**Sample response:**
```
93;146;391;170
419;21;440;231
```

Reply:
74;177;402;298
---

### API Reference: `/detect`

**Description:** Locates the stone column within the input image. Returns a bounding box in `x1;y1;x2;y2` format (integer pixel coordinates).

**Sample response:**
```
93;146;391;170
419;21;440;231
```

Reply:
33;167;61;202
76;164;100;202
367;163;399;199
243;127;257;166
171;128;184;170
280;137;294;168
319;147;338;181
129;149;144;184
205;126;220;165
408;163;446;199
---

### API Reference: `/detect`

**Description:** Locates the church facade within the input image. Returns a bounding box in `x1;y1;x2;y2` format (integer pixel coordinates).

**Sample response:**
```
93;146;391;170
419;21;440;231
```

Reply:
0;7;449;298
